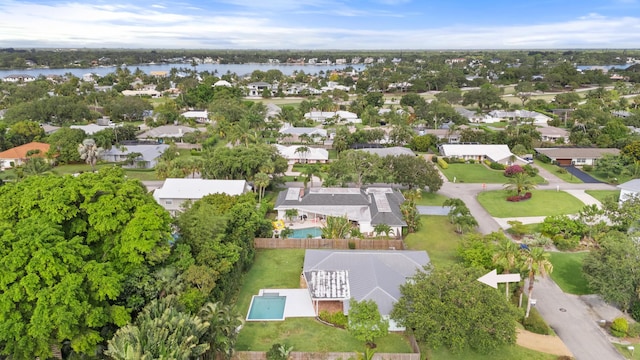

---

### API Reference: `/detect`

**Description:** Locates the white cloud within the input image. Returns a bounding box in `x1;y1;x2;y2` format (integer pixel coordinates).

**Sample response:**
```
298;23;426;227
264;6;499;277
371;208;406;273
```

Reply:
0;1;639;49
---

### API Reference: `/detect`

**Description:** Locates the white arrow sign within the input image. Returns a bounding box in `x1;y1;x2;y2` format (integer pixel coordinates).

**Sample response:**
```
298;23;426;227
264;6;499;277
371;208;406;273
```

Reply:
477;269;521;289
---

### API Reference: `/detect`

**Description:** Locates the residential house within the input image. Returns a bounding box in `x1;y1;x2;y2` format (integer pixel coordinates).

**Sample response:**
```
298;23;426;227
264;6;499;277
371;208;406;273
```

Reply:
423;129;461;144
181;110;209;123
247;81;273;97
538;126;569;144
455;108;487;123
265;103;282;120
278;125;327;144
153;178;252;215
121;89;161;98
0;142;50;170
358;147;416;157
274;187;407;236
3;74;36;83
137;125;198;142
302;249;430;331
618;179;640;203
439;144;526;165
304;110;361;124
70;123;120;135
213;79;232;87
40;124;61;135
100;144;169;169
274;144;329;164
534;147;620;166
487;110;551;125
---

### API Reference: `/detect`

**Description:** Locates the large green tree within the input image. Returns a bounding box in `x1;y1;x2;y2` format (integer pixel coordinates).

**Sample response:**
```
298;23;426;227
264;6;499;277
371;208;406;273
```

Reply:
391;265;518;354
386;154;442;192
46;127;86;164
347;299;389;348
0;168;173;359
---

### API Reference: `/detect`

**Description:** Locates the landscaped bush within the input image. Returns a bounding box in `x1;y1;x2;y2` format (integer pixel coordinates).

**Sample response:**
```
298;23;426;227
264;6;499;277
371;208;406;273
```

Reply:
628;322;640;338
319;310;348;328
489;162;506;170
504;165;524;177
437;157;449;169
553;235;580;251
506;192;532;202
536;153;552;164
610;317;629;338
631;302;640;322
583;165;593;172
467;159;476;164
556;167;568;174
431;155;438;163
523;308;552;335
523;164;539;177
483;159;492;167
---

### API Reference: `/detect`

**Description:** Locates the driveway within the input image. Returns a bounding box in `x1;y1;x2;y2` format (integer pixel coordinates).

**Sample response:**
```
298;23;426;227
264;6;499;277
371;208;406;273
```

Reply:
563;166;603;183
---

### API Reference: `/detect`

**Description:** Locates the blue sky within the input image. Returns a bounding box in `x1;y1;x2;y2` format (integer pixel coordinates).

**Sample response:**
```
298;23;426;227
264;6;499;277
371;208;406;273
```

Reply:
1;0;639;49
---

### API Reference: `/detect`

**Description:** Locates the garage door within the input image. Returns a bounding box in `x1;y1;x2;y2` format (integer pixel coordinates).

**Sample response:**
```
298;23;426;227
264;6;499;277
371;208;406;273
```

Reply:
556;158;572;166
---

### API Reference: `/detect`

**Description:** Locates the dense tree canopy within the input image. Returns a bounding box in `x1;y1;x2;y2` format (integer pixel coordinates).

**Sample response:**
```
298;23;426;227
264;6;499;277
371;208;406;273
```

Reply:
0;168;173;359
391;265;518;354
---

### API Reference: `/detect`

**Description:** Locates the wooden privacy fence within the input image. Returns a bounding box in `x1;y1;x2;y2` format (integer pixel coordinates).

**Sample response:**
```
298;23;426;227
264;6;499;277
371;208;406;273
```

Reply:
234;352;420;360
254;238;405;250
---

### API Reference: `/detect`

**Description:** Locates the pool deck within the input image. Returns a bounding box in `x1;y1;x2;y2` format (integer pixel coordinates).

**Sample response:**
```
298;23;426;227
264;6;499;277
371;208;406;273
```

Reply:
259;288;316;318
285;218;325;230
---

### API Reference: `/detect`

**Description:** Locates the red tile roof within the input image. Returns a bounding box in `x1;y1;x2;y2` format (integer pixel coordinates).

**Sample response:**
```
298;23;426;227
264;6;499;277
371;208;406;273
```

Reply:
0;142;50;159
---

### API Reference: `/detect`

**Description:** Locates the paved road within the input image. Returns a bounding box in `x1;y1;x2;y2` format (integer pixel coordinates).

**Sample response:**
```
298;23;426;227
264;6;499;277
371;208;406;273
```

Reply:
436;166;623;360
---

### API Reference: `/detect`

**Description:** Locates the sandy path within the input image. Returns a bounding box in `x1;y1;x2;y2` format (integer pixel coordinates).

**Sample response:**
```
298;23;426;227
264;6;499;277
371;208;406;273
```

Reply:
517;329;574;357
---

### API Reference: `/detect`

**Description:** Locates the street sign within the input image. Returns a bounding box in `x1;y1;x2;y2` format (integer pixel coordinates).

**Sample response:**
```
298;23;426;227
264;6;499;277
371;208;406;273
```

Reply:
477;269;521;289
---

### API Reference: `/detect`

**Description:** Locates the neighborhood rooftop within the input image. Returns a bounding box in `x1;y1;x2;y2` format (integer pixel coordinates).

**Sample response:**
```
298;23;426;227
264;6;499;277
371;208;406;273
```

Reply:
153;178;250;199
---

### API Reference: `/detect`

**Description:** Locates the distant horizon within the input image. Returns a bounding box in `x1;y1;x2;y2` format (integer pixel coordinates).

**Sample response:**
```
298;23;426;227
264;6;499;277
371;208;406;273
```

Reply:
1;0;640;50
5;47;640;52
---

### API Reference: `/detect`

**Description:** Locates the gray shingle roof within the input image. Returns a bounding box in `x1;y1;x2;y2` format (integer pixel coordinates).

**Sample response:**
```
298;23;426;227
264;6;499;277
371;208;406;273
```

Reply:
534;147;620;159
303;250;430;316
358;147;416;157
618;179;640;193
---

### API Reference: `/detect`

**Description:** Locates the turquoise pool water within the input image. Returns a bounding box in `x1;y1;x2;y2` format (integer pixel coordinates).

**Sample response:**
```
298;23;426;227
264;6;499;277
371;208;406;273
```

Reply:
247;294;286;321
291;227;322;238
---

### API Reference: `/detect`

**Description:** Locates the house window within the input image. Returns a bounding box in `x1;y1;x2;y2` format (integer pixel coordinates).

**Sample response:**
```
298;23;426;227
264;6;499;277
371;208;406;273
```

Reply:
575;158;586;164
165;200;173;205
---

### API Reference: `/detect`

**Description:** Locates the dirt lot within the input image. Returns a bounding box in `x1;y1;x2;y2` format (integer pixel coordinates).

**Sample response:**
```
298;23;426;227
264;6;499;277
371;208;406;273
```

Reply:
517;328;574;357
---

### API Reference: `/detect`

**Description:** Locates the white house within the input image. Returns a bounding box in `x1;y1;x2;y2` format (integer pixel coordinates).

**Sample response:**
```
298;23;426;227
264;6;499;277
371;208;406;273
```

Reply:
487;110;551;125
274;144;329;164
455;108;488;123
100;144;169;169
618;179;640;203
70;123;121;135
181;110;209;123
304;111;361;124
278;125;327;143
3;74;36;83
439;144;526;165
247;82;273;97
274;187;407;236
538;126;569;143
122;89;161;98
137;125;198;141
153;178;252;215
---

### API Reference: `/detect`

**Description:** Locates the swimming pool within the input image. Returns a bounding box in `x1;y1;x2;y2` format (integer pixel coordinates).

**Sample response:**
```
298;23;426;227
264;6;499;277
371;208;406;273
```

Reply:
290;227;322;238
246;293;287;321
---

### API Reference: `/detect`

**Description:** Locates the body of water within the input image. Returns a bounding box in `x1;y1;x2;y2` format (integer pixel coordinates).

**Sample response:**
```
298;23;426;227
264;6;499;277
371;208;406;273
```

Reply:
576;64;632;71
0;63;367;79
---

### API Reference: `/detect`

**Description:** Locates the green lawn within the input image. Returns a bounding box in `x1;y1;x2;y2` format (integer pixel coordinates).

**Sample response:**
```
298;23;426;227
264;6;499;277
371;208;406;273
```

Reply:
404;216;462;268
533;160;583;184
235;249;412;352
614;343;640;359
440;164;545;184
413;191;449;206
427;345;557;360
589;170;633;185
477;190;585;218
549;252;591;295
585;190;620;204
51;163;113;175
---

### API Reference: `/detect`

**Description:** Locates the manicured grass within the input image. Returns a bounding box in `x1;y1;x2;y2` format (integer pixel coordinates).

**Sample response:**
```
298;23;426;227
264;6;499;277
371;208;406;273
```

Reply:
235;249;411;352
614;343;640;359
534;160;583;184
427;345;557;360
440;163;545;184
52;163;113;174
404;216;462;268
585;190;620;204
589;170;632;185
477;190;585;218
328;149;338;160
123;169;160;181
413;191;449;206
549;252;591;295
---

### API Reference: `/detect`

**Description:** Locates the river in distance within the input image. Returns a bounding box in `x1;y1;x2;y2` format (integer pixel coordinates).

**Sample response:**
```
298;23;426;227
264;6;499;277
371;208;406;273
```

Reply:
0;63;367;79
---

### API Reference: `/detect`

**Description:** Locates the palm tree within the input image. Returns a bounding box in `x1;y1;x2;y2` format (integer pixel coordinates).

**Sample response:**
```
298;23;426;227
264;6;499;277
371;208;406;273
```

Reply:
78;138;102;171
295;146;310;164
373;223;393;239
22;157;52;176
253;172;270;203
493;239;523;299
451;214;478;234
523;247;553;318
504;172;536;196
198;302;243;360
321;215;351;239
285;208;299;225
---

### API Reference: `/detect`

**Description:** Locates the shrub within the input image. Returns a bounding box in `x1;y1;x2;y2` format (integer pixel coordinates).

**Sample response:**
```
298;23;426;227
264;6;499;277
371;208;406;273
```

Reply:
431;155;438;163
628;322;640;338
267;344;293;360
319;310;348;328
437;157;449;169
536;153;552;164
556;167;568;174
523;308;552;335
467;159;475;164
610;317;629;338
483;159;492;167
553;235;580;251
190;149;202;156
631;302;640;322
348;241;356;249
489;162;506;170
523;164;539;177
583;164;593;172
504;165;524;177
